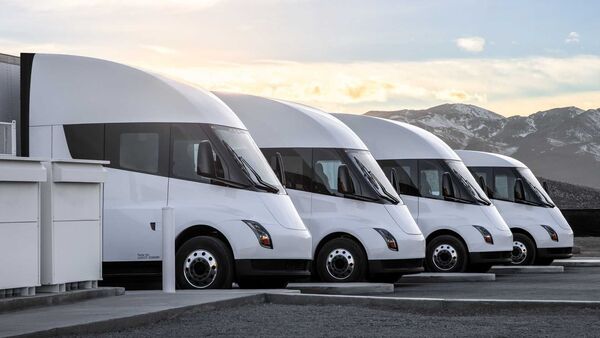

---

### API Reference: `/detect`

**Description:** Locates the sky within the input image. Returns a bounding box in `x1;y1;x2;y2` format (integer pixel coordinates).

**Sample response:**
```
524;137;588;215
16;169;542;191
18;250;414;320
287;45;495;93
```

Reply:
1;0;599;116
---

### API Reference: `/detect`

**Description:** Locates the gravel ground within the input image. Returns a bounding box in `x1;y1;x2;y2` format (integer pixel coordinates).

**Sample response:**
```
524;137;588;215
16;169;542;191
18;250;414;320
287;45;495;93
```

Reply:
69;303;600;337
574;237;600;257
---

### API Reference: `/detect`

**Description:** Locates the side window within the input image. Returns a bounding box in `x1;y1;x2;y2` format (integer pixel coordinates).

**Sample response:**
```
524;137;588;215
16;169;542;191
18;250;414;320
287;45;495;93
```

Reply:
63;124;105;160
312;148;342;195
493;167;516;201
418;159;443;200
105;123;169;176
312;148;361;196
378;159;419;196
171;124;225;182
470;167;493;197
262;148;312;192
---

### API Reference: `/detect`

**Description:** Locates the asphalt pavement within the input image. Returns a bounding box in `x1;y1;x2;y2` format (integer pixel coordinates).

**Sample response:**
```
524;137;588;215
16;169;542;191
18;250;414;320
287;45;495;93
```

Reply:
393;266;600;301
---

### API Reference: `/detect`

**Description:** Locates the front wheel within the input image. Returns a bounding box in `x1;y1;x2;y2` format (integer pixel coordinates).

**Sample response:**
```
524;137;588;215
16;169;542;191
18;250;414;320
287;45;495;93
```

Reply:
176;236;234;289
425;235;468;272
316;238;367;282
511;233;536;265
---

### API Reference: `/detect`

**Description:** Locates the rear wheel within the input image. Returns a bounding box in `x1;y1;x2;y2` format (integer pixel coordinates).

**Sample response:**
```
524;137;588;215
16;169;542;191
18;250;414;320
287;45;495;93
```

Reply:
176;236;234;289
316;238;367;282
511;233;536;266
237;278;288;289
425;235;468;273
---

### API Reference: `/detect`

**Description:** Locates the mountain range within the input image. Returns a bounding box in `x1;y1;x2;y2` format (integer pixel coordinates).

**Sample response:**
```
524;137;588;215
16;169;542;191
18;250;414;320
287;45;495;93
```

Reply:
365;103;600;199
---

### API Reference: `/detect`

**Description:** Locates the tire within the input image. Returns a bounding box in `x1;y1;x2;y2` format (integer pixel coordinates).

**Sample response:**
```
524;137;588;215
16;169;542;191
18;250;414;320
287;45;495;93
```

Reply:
511;233;536;266
316;237;367;282
468;263;493;273
534;257;554;266
176;236;234;289
425;235;468;272
237;278;288;289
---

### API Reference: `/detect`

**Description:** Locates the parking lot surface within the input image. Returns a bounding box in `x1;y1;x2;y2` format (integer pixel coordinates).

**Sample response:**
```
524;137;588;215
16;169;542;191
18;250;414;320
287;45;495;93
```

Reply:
69;302;600;337
393;266;600;301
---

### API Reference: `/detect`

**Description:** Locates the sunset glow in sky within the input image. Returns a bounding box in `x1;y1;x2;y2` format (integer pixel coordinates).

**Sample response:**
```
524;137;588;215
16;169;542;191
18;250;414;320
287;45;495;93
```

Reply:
2;0;599;116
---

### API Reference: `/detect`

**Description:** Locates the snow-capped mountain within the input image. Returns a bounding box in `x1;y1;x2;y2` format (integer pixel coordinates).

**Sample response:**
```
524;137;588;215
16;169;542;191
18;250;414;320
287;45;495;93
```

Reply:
365;104;600;190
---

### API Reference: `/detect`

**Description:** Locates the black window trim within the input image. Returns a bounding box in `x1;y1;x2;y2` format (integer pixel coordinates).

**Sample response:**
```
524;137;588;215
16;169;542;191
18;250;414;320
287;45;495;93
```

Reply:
262;146;390;204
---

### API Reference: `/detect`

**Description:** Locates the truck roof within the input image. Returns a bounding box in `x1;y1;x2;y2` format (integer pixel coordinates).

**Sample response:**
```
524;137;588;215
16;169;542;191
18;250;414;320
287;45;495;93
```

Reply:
24;53;244;129
214;92;367;150
455;150;527;168
333;114;460;161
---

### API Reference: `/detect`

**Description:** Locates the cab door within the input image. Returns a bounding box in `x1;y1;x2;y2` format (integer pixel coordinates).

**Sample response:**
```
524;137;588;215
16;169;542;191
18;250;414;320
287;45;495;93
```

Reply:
102;123;170;262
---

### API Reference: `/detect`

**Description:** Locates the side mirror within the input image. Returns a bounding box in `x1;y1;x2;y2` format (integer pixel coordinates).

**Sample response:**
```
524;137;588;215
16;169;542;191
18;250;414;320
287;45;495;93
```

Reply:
274;152;286;186
542;181;549;193
442;172;454;198
337;165;355;195
389;168;400;193
196;140;216;177
478;175;488;196
514;178;525;201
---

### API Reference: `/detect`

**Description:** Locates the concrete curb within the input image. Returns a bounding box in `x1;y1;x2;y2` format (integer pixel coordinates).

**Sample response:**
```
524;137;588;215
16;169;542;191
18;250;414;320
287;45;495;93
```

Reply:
490;265;564;274
14;293;267;338
288;283;394;295
553;259;600;267
0;287;125;314
265;293;600;313
398;273;495;283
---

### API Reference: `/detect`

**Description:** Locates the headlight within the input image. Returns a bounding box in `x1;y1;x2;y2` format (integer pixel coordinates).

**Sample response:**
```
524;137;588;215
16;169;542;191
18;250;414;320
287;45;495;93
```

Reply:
374;228;398;251
541;225;559;242
243;220;273;249
473;225;494;244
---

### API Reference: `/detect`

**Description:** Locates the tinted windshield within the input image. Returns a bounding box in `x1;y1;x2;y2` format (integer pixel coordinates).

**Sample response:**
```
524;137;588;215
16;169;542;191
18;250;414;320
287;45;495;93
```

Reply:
446;160;492;205
517;168;555;207
211;125;284;193
469;166;555;208
348;150;402;204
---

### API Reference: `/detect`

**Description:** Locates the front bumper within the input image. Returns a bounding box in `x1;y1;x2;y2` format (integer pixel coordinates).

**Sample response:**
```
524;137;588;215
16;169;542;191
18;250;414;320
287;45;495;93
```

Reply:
368;258;424;275
235;259;312;278
469;251;512;264
537;247;573;259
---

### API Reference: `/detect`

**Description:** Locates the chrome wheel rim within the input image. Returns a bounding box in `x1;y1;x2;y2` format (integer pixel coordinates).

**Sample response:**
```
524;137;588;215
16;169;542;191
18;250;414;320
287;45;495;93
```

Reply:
432;244;458;271
183;249;218;288
511;241;528;265
326;248;355;280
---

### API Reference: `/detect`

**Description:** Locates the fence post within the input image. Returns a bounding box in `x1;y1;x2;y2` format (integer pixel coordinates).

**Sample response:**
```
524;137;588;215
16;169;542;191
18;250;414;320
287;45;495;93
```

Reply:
162;207;176;293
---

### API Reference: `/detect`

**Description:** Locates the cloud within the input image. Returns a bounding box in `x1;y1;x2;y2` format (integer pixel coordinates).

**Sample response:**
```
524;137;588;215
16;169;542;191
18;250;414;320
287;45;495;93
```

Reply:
140;45;179;55
8;0;221;11
565;31;580;44
153;55;600;116
456;36;486;53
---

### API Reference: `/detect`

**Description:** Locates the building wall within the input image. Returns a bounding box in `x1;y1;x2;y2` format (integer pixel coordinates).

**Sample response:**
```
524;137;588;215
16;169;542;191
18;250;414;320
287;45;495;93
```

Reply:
0;53;20;124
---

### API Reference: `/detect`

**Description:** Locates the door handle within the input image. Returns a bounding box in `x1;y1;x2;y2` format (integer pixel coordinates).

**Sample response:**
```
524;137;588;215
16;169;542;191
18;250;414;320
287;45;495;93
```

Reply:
150;222;157;231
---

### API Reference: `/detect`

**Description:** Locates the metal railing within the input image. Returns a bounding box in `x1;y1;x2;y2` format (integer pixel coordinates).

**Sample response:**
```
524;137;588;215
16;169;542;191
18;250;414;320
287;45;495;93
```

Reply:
0;120;16;156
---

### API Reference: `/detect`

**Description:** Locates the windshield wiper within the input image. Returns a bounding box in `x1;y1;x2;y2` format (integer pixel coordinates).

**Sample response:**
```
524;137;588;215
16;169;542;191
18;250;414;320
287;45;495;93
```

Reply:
451;169;491;205
211;177;252;190
527;183;555;208
443;195;476;204
353;156;399;204
515;199;546;207
342;193;381;203
222;142;280;193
